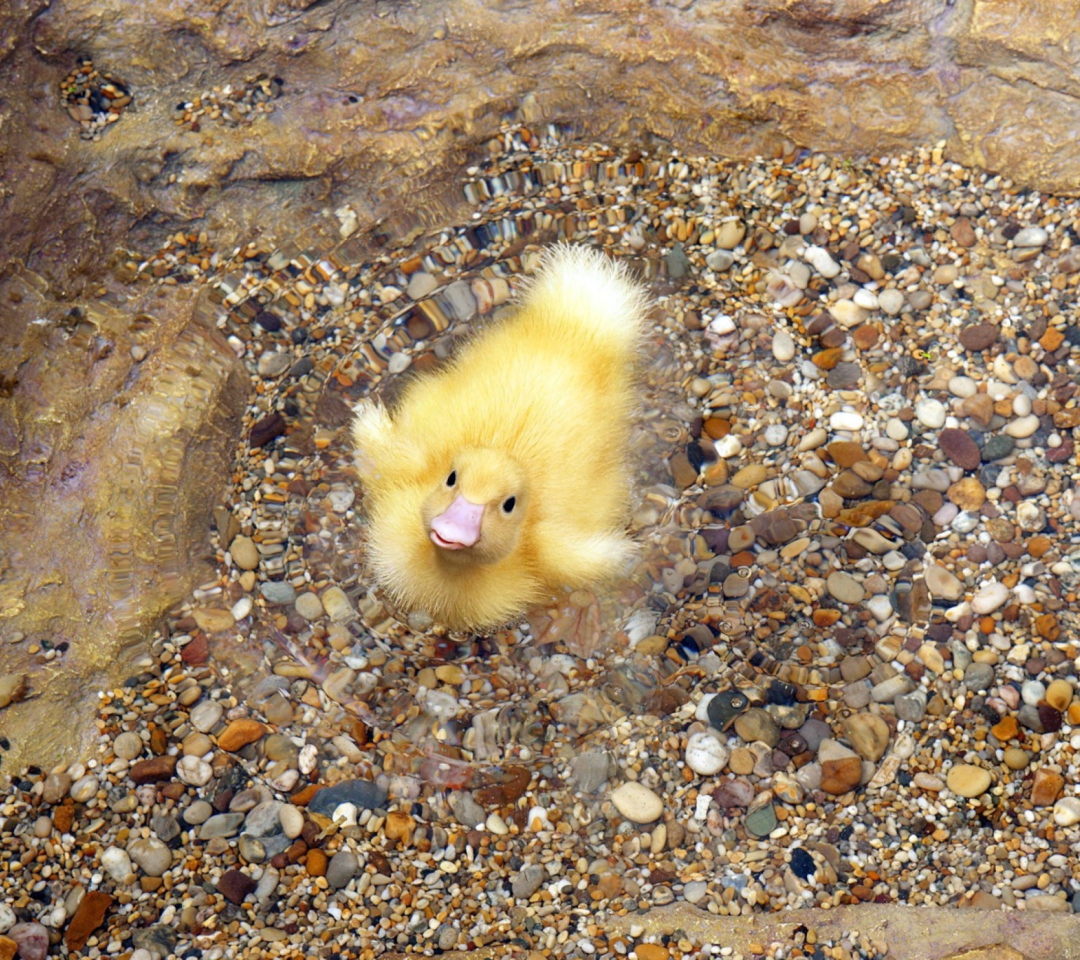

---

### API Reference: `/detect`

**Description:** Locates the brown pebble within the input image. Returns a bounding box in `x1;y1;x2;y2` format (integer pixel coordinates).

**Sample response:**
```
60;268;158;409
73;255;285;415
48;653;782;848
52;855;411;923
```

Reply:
65;891;114;951
937;428;981;470
305;848;329;877
218;868;257;904
1031;767;1064;807
129;756;178;784
951;217;976;247
958;323;999;351
217;718;267;752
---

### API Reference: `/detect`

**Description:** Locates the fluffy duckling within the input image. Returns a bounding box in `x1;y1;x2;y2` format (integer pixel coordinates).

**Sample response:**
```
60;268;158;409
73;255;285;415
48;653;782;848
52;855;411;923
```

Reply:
352;243;649;631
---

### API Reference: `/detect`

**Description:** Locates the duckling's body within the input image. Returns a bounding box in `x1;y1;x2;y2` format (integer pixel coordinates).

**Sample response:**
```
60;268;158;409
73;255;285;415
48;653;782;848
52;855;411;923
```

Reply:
353;244;648;631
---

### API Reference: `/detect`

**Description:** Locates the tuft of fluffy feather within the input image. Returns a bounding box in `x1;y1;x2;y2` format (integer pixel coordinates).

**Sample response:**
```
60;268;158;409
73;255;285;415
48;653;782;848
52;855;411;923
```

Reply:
352;243;649;631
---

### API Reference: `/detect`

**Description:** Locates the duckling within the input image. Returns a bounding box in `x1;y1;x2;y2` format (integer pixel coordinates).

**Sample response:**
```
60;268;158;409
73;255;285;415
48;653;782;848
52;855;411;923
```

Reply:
352;243;650;632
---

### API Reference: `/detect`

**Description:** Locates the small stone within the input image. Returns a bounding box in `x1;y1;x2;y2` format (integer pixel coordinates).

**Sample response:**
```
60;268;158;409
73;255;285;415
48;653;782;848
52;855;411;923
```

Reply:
772;329;796;362
128;837;171;877
1031;768;1064;807
218;718;266;751
1013;226;1048;247
744;803;778;838
733;708;780;748
65;891;113;952
1045;679;1074;712
828;299;868;328
947;476;986;511
69;775;99;803
407;272;439;299
1052;797;1080;826
326;849;359;889
951;217;977;247
715;220;747;249
307;779;388;816
924;565;963;600
878;288;904;315
826;571;865;605
230;531;259;570
971;581;1010;614
8;923;49;960
684;730;730;776
914;398;946;429
818;739;862;795
218;869;257;905
294;592;324;620
199;813;246;839
937;428;981;470
958;323;998;351
1004;414;1040;439
669;451;699;489
1003;747;1031;770
842;714;891;761
320;585;354;622
610;782;664;823
706;249;734;272
512;864;545;900
946;764;992;798
101;846;133;882
964;662;995;691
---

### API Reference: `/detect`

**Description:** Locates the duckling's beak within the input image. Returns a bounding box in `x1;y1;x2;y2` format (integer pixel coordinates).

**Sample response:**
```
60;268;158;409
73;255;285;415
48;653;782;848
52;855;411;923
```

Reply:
430;495;484;550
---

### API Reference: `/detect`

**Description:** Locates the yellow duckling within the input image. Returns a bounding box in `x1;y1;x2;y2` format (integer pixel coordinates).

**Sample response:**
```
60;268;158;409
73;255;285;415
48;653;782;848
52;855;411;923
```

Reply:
352;243;649;631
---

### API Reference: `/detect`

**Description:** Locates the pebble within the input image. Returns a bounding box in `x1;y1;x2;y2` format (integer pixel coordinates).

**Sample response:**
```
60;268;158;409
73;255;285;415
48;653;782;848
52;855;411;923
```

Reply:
326;849;359;889
128;837;172;876
610;782;664;823
842;713;891;761
914;398;946;429
100;846;133;882
1052;797;1080;827
826;570;865;604
971;580;1010;614
946;764;992;798
684;730;730;775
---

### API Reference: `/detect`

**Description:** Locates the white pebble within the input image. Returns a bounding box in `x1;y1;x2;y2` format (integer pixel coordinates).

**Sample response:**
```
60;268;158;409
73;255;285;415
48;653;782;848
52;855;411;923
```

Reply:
915;398;946;429
1053;797;1080;826
771;330;796;362
1004;415;1040;439
830;411;864;431
764;424;789;447
804;245;840;278
610;782;664;823
948;376;978;398
853;288;879;310
972;581;1010;615
331;802;359;827
685;730;730;776
885;418;909;441
714;435;743;458
231;596;253;621
177;755;213;787
878;288;905;316
828;299;868;328
708;314;737;336
1013;226;1048;247
101;846;134;883
1012;393;1032;417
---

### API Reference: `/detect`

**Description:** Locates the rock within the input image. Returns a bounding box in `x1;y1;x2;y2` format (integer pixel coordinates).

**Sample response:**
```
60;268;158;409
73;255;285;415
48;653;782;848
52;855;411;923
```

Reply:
804;245;840;278
218;869;257;905
512;864;546;900
914;398;946;429
217;718;267;752
895;689;927;723
101;846;133;882
1031;768;1064;807
1004;414;1040;438
842;713;891;761
964;662;995;691
937;428;981;470
65;891;113;952
669;451;699;489
715;220;746;249
826;570;865;605
972;581;1010;614
1052;797;1080;826
308;779;388;816
958;323;999;351
132;924;177;960
7;923;49;960
684;730;730;776
744;803;777;838
407;271;439;299
951;217;976;247
1045;679;1074;712
610;782;664;823
326;849;359;889
190;700;224;733
1013;226;1048;247
772;329;796;362
818;739;863;795
569;751;615;793
733;708;780;748
925;564;963;600
828;299;868;328
128;837;171;876
199;813;246;839
321;586;354;622
878;288;905;315
946;764;992;798
706;249;734;272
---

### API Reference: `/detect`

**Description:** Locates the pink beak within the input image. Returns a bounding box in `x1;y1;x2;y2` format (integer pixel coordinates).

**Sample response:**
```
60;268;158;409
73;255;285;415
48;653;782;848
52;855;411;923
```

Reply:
430;495;484;550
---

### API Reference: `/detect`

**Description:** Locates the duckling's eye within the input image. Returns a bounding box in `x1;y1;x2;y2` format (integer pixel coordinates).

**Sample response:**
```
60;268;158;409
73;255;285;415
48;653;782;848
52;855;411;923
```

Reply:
502;496;516;514
446;470;456;487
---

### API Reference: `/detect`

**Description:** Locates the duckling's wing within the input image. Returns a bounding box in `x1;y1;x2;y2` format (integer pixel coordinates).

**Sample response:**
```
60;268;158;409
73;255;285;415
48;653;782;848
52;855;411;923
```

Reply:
547;528;639;586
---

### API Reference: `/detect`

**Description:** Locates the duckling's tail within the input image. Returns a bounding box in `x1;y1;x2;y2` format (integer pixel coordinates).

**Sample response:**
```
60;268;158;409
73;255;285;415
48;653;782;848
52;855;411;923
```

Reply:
518;243;651;355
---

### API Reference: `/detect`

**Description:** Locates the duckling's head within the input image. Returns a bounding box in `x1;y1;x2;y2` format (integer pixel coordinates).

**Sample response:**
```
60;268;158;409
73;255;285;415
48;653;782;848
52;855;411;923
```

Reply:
422;446;527;565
